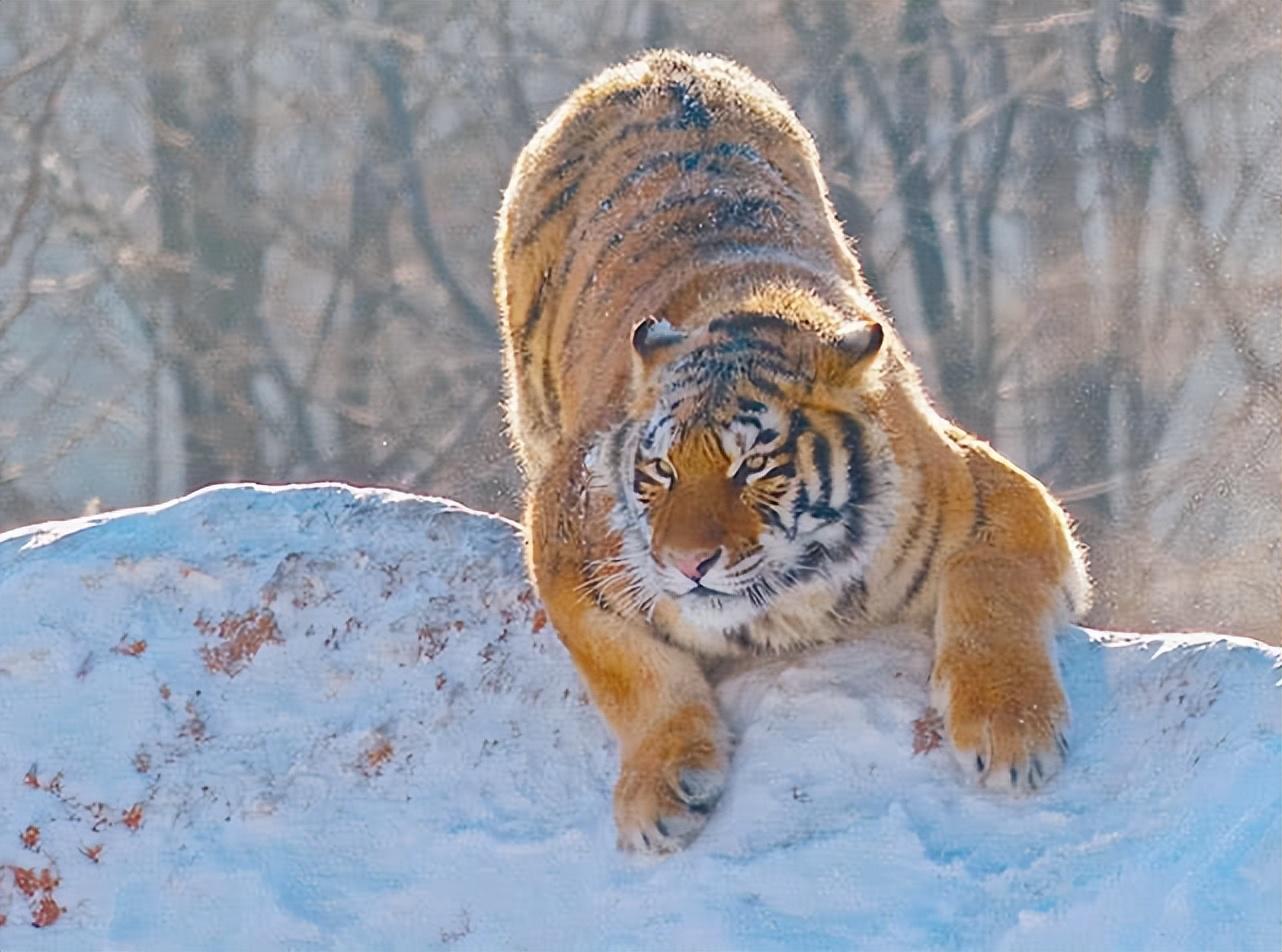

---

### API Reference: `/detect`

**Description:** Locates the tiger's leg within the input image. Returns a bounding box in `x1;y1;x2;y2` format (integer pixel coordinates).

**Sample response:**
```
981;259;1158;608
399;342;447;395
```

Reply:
529;509;729;853
930;549;1070;793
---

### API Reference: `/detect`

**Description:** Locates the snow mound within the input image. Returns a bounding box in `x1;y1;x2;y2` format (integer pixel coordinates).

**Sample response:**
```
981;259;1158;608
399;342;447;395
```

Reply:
0;483;1277;950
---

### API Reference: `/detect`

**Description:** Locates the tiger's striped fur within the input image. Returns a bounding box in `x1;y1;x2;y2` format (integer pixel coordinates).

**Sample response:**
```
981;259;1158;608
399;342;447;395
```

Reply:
495;51;1090;854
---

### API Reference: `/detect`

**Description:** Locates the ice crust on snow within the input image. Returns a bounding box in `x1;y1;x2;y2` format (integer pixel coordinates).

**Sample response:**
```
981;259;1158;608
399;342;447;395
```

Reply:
0;483;1277;949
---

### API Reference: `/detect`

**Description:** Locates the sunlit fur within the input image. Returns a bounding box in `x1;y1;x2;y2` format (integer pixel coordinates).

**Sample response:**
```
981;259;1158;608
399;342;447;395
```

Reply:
495;51;1091;854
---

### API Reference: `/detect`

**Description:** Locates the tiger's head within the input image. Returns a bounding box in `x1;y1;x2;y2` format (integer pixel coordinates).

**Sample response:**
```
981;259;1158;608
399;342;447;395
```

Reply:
594;302;892;633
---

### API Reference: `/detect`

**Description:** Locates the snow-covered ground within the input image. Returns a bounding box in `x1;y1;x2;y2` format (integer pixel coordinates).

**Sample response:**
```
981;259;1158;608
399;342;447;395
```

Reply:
0;483;1277;950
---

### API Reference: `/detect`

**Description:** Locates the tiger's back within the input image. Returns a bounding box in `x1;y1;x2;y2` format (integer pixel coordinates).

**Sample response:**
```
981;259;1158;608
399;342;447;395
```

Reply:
495;51;874;476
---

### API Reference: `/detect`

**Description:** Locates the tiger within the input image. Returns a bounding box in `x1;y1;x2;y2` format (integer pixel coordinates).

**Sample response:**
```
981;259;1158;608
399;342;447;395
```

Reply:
494;50;1089;854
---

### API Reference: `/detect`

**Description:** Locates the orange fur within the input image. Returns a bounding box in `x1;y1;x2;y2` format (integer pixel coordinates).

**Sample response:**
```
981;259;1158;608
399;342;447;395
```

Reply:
495;51;1090;852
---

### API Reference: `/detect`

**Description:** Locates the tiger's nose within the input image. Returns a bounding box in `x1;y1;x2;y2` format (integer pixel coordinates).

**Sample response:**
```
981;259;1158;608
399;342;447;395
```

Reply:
671;548;722;583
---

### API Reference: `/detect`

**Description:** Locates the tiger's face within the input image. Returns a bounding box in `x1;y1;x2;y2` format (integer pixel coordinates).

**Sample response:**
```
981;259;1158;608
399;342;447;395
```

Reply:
593;313;889;633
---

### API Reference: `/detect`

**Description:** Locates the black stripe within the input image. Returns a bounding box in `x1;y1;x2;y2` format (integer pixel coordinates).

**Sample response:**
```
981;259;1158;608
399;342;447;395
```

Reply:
757;502;786;533
536;154;585;189
708;336;789;361
800;542;828;570
900;509;943;610
709;195;779;231
778;410;806;476
889;501;928;575
611;120;661;144
586;187;716;273
640;191;783;236
766;460;796;479
603;85;645;108
810;430;832;509
592;151;691;219
518;270;551;359
786;410;807;443
711;141;764;163
659;81;712;130
792;481;810;530
568;159;726;311
671;346;794;383
744;373;784;397
725;625;753;651
674;364;796;395
534;92;740;206
838;578;869;617
517;179;581;249
641;413;672;450
838;416;869;546
539;349;561;425
589;190;782;282
707;312;791;337
591;142;782;222
599;142;772;224
649;191;782;229
970;482;987;537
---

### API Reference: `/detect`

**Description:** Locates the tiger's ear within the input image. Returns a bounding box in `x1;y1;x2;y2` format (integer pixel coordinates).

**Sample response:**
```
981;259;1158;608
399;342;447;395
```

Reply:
631;316;687;378
815;321;883;387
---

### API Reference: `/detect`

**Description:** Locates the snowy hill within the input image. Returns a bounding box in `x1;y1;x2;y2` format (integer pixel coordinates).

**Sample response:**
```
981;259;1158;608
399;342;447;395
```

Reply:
0;483;1277;950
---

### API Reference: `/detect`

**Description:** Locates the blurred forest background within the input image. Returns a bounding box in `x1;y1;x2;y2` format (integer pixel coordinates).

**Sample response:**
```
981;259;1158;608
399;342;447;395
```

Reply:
0;0;1277;641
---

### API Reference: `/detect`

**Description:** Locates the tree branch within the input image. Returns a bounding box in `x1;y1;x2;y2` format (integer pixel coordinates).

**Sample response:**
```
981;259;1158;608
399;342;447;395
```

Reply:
1167;111;1280;403
362;39;496;344
0;49;73;270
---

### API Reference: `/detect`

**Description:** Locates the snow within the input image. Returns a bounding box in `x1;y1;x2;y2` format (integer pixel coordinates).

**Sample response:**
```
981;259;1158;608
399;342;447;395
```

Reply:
0;482;1277;950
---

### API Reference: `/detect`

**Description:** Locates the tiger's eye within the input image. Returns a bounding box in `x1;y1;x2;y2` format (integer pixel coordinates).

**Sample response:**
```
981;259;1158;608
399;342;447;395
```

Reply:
654;458;674;479
743;454;767;472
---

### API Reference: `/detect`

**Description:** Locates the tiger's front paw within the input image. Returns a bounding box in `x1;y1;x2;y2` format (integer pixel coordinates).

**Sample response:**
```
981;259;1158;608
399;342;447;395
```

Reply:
613;704;729;854
931;652;1069;795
